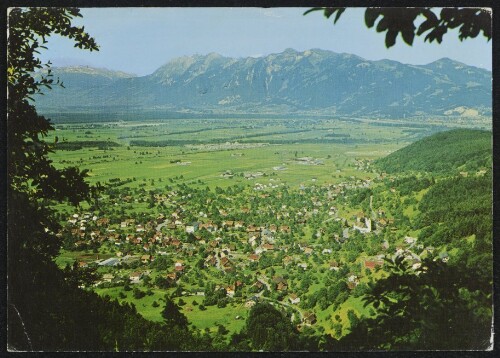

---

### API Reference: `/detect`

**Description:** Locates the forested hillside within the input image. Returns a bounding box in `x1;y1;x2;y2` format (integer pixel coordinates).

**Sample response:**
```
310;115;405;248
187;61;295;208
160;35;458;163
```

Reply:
375;129;491;173
336;129;493;350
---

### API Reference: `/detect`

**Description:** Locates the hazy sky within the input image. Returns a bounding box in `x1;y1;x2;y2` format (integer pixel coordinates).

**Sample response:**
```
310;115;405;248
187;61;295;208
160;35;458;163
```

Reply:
38;7;492;76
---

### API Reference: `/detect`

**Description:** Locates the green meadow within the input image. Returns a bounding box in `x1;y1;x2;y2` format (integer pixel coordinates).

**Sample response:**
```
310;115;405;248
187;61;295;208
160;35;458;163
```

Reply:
47;115;488;336
47;116;438;191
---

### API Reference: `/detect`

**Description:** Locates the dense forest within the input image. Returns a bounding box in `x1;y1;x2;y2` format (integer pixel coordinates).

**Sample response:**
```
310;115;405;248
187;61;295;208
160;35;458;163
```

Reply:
375;129;491;173
352;129;492;350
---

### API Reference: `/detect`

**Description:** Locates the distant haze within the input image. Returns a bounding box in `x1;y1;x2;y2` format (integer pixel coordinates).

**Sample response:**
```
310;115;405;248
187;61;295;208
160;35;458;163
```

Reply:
35;48;491;118
38;8;492;76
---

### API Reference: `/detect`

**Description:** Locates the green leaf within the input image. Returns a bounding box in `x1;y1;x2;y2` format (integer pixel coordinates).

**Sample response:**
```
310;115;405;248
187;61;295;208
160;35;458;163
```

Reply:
324;8;336;18
385;30;398;48
401;29;415;45
376;17;389;32
303;7;323;16
365;8;380;28
333;8;346;24
417;10;438;36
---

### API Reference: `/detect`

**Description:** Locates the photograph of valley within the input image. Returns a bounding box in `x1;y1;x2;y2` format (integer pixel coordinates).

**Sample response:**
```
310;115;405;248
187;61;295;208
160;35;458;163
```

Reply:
6;7;493;352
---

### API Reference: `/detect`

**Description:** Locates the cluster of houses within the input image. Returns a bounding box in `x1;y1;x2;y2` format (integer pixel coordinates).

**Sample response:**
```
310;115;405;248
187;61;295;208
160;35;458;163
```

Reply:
61;173;449;329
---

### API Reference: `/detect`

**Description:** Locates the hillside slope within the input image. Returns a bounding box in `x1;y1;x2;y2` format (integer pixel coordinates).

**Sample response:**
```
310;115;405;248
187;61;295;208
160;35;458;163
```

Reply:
375;129;492;173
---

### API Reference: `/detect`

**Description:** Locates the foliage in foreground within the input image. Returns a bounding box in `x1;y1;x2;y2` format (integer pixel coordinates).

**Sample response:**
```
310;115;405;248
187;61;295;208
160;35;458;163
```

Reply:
335;256;491;350
305;7;491;48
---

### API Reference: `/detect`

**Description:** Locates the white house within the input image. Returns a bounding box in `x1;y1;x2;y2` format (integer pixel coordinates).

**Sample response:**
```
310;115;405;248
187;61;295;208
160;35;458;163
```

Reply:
129;271;143;283
185;222;199;234
289;294;301;304
297;263;308;270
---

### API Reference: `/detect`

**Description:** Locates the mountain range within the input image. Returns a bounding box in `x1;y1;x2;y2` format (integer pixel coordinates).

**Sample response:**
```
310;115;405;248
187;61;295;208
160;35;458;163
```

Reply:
34;48;491;118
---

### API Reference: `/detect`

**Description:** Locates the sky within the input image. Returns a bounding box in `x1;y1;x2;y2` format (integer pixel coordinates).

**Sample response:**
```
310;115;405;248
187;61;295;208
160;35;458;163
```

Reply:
37;7;492;76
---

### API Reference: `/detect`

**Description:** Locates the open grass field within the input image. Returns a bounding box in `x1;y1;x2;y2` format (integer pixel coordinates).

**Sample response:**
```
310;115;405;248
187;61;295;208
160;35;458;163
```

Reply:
93;286;248;332
47;116;447;193
175;296;249;333
94;286;167;322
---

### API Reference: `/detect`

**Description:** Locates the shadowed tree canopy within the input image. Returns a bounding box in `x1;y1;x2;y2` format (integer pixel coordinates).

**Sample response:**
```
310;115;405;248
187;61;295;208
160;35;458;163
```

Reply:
244;302;299;351
7;8;100;350
336;254;492;350
305;7;491;48
161;296;189;330
8;7;98;206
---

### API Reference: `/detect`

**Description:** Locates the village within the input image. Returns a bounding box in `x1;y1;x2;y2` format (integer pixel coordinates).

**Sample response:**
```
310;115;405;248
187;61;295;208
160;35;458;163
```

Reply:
57;166;444;334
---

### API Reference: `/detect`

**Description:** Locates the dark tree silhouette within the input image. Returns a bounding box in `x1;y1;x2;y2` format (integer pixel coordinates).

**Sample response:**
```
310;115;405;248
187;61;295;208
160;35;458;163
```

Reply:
336;255;491;350
305;7;491;48
161;296;189;330
8;8;98;203
7;8;99;350
244;302;299;351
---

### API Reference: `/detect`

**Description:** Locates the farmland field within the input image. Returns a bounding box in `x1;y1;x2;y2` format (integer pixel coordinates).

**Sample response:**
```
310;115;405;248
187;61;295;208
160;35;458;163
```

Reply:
48;115;475;191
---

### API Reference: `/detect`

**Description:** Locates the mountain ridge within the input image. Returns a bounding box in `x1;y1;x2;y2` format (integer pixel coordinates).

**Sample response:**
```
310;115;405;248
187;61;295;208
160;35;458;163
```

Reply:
40;65;137;79
34;48;491;118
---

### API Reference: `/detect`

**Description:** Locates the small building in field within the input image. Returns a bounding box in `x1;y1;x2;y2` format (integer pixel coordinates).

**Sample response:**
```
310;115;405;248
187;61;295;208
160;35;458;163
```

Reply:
245;300;256;308
289;294;300;305
129;271;143;284
174;262;185;272
303;312;317;325
364;259;384;270
102;273;114;282
185;222;199;234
